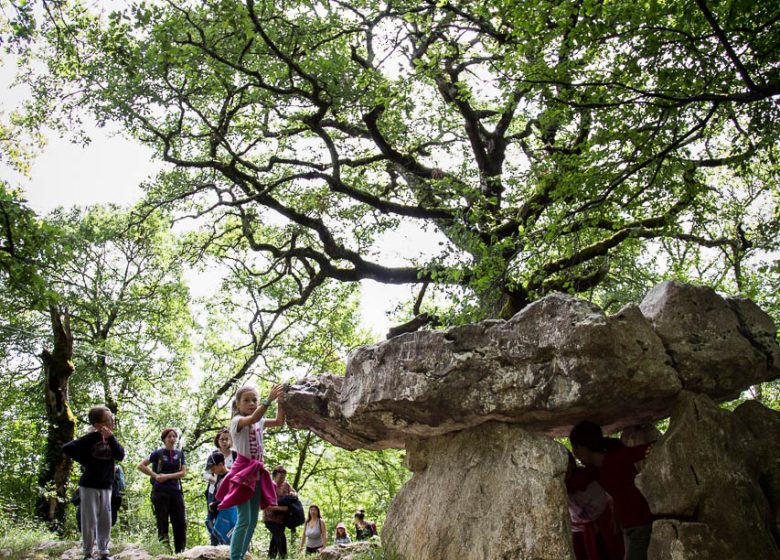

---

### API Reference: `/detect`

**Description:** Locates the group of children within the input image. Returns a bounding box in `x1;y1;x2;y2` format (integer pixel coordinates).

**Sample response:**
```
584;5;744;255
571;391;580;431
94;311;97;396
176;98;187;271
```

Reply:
66;386;654;560
64;384;377;560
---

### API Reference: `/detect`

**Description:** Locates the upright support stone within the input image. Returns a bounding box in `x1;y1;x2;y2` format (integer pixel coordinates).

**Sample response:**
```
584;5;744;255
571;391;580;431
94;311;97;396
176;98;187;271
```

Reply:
382;423;573;560
636;392;780;559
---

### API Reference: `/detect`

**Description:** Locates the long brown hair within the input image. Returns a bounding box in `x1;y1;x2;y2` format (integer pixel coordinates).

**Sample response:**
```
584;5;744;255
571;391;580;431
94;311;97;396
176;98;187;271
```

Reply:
231;385;257;417
306;504;322;524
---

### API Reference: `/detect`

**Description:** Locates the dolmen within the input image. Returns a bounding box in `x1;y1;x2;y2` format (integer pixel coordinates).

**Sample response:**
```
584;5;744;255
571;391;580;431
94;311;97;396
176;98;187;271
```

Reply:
283;281;780;559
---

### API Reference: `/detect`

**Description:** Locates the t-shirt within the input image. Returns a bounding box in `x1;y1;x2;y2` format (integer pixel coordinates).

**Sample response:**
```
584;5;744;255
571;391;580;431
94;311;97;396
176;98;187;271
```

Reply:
62;431;125;490
355;522;373;541
568;480;610;530
149;447;186;491
230;415;265;461
598;444;654;528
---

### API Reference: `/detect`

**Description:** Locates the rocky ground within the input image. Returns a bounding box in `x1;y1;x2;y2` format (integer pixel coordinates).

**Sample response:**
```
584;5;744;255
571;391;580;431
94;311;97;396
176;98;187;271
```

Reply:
0;542;381;560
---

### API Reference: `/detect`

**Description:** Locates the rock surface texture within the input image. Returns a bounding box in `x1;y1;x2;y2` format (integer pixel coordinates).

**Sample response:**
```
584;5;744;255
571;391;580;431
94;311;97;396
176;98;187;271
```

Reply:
318;541;379;560
382;423;573;560
285;281;779;449
637;392;780;560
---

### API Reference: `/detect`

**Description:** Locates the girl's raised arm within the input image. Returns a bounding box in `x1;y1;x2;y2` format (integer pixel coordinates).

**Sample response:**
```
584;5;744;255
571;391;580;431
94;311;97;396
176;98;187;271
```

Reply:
261;384;286;428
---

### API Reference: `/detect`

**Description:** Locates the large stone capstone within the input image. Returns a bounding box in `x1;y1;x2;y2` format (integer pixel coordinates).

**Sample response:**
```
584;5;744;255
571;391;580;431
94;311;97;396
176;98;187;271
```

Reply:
284;281;779;450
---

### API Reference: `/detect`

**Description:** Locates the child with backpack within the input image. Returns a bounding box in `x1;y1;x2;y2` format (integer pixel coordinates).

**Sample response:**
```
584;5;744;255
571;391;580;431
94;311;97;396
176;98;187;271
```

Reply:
205;452;238;545
204;428;237;545
263;465;303;558
63;406;125;560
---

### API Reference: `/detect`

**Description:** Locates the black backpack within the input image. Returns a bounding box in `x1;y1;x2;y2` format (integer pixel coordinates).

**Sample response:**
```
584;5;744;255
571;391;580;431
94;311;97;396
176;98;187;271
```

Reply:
278;495;305;529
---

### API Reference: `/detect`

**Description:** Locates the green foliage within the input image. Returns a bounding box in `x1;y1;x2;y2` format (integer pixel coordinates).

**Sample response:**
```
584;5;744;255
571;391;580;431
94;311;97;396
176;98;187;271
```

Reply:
44;204;194;415
299;447;409;529
15;0;778;323
0;184;60;301
0;201;196;524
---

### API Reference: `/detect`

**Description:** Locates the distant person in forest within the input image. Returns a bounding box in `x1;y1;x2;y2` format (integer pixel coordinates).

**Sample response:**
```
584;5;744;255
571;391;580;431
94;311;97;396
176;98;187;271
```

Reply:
137;428;188;553
215;384;286;560
299;505;327;555
334;523;352;545
353;509;376;541
63;405;125;560
263;465;298;558
569;421;655;560
110;464;125;527
205;429;236;545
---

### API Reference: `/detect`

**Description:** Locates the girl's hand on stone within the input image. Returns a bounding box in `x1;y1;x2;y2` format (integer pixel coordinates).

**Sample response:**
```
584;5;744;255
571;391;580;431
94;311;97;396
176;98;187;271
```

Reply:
268;384;284;402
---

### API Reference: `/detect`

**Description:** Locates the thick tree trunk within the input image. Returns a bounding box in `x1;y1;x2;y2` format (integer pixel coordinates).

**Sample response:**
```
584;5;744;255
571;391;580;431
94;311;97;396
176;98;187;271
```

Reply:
35;305;76;533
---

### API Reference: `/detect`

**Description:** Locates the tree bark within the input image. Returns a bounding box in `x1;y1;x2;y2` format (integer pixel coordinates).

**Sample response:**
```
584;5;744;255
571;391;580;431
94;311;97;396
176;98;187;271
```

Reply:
35;304;76;533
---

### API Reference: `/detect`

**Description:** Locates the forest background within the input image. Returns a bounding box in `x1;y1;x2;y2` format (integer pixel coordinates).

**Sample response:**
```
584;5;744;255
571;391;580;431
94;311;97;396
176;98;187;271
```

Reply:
0;0;779;555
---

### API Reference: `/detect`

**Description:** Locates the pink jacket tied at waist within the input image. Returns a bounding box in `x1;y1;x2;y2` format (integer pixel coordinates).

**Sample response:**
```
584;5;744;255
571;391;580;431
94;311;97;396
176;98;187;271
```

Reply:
215;454;277;510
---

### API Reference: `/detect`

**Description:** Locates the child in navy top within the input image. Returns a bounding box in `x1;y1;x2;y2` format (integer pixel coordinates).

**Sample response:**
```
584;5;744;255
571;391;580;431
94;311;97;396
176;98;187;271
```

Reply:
63;406;125;560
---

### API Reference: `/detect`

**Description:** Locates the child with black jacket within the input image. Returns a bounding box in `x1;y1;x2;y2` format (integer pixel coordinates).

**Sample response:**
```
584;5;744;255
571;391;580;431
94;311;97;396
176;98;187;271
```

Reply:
63;406;125;560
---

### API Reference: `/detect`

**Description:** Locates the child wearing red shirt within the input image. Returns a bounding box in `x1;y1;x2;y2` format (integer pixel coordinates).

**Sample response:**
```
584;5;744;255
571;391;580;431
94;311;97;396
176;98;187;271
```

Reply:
569;421;654;560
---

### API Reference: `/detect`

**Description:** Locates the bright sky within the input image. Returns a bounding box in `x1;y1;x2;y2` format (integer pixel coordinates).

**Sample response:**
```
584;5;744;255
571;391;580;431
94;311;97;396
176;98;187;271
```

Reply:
0;59;419;339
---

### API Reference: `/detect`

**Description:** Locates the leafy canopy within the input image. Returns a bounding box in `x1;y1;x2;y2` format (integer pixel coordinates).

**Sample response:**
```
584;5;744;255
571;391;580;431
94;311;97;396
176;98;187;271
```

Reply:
25;0;780;321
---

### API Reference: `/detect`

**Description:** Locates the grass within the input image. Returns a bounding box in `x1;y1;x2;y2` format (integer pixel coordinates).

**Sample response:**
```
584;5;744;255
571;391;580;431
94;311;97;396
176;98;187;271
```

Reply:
0;519;168;560
348;545;400;560
0;520;71;560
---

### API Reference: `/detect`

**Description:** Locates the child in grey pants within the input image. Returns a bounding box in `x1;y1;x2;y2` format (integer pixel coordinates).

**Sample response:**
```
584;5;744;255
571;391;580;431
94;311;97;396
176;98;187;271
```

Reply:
63;406;125;560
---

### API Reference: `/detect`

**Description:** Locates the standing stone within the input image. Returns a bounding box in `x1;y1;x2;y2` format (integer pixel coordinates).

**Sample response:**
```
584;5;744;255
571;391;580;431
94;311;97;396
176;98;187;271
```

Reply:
636;392;780;559
382;422;573;560
733;399;780;542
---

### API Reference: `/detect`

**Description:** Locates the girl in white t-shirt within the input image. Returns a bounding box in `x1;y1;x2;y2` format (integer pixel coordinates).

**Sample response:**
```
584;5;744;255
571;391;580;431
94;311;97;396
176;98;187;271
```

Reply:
216;384;285;560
